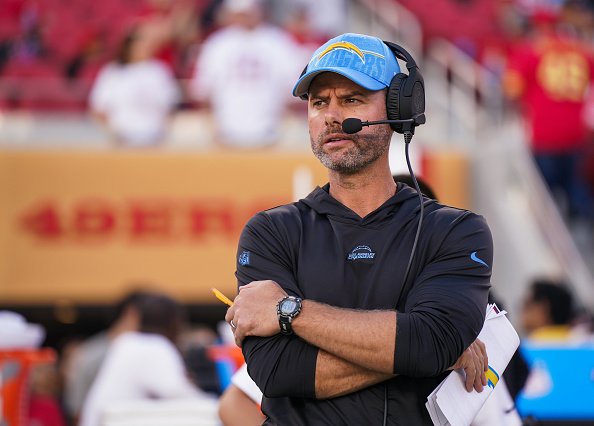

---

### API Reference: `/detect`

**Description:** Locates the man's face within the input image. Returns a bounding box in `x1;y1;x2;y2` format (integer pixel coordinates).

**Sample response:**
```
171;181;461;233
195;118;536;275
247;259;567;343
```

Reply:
307;72;393;174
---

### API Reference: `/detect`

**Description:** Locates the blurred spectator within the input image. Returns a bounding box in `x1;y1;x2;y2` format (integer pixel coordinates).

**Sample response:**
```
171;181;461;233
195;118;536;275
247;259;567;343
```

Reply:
61;290;149;424
289;0;348;40
179;324;222;395
503;1;594;226
218;363;264;426
279;4;325;49
78;292;213;426
11;0;44;65
190;0;305;148
557;0;594;40
0;311;64;426
88;24;181;146
28;363;67;426
266;0;348;42
516;278;593;419
521;278;577;340
136;0;204;78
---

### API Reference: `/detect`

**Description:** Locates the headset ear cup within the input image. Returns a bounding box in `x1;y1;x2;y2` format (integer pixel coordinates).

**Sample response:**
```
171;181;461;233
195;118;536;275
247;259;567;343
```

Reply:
411;80;425;117
386;73;407;134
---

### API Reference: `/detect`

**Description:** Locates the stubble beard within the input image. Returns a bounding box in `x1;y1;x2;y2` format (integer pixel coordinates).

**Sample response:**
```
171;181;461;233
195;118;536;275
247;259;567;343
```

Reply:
311;125;393;175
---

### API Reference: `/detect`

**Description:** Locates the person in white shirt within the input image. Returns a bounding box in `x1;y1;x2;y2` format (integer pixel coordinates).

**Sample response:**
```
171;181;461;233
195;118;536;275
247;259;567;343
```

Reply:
89;24;181;146
190;0;308;149
79;293;212;426
62;291;147;424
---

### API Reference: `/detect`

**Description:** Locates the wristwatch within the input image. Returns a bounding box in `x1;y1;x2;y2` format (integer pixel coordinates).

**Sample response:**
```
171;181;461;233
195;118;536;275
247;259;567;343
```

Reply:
277;295;302;335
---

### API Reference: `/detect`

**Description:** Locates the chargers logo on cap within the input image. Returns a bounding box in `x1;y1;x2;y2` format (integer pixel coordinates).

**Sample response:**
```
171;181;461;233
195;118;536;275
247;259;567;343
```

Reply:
314;42;367;65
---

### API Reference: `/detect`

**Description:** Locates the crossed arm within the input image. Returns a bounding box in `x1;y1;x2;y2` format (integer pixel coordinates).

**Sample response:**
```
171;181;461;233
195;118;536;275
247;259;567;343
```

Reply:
225;280;487;399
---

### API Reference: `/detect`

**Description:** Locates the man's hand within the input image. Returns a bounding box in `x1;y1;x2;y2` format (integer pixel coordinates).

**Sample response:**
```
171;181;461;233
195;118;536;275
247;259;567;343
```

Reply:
448;338;488;392
224;280;288;347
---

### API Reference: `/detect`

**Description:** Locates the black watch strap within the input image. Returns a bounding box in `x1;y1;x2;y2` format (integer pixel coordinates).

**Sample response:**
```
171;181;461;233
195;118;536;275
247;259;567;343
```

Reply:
279;314;293;335
277;296;302;335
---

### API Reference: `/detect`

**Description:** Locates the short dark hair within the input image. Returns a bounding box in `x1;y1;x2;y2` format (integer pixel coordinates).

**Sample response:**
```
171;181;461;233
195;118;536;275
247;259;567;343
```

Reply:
113;290;149;320
136;293;186;343
530;279;575;325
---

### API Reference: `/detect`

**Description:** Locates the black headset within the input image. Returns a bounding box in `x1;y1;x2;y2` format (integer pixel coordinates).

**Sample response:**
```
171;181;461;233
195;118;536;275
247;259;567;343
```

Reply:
382;40;426;134
383;41;426;426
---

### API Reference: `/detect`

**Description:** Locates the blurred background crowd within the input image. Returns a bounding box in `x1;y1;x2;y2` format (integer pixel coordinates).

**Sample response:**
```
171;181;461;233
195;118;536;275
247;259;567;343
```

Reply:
2;0;594;424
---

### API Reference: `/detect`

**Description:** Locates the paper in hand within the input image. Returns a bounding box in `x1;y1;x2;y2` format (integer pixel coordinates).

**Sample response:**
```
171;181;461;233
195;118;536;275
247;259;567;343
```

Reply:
425;303;520;426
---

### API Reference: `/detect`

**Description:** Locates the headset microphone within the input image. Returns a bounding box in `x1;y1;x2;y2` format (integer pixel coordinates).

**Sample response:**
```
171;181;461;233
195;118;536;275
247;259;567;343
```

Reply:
342;114;426;135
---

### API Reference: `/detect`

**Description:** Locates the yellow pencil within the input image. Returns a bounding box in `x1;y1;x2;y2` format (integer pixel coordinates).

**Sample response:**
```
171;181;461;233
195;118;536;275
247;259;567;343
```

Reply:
211;287;234;306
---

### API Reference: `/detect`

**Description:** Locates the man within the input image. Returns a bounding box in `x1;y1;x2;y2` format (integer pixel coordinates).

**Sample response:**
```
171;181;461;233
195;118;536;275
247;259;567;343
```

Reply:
225;33;492;424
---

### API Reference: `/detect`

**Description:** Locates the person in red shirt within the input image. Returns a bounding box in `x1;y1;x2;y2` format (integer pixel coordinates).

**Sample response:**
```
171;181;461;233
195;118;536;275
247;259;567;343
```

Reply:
503;2;594;223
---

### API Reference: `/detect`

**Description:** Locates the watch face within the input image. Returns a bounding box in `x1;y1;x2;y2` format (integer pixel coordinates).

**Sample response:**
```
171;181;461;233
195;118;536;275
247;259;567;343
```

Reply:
280;299;297;314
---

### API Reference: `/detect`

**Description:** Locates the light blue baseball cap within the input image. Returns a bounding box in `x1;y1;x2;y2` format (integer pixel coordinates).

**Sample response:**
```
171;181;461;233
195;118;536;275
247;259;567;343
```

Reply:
293;33;401;99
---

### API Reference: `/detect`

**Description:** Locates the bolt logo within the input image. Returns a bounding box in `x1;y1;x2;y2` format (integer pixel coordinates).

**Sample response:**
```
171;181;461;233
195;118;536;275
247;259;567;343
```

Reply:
347;245;376;261
485;366;499;389
311;41;386;81
314;42;367;65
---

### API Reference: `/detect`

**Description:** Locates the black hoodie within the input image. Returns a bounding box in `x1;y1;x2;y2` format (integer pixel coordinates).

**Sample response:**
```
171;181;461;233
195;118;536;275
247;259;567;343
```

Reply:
235;183;492;425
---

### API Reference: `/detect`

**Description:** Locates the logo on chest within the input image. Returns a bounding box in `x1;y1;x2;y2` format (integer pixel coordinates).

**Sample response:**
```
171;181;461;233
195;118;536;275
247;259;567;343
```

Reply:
347;245;376;261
